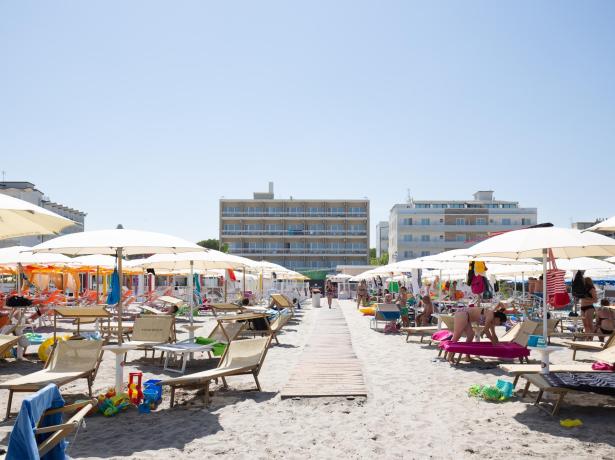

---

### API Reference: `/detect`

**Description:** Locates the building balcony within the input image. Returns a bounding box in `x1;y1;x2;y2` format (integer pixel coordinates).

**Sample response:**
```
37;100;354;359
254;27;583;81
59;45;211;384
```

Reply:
221;230;367;237
221;212;367;219
396;240;472;249
228;248;368;256
397;224;527;232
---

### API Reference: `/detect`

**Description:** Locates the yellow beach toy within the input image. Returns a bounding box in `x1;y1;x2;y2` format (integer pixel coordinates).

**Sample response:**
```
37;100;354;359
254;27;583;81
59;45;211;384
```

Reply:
359;306;376;316
38;335;70;362
560;419;583;428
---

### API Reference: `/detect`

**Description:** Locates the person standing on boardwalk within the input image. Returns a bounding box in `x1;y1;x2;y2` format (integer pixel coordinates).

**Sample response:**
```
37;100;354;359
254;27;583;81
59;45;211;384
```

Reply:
357;279;369;308
325;280;335;309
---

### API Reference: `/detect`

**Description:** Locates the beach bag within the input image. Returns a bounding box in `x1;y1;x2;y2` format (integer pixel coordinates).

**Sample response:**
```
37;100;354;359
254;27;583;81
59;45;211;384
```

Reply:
546;249;570;308
471;275;484;294
384;321;398;334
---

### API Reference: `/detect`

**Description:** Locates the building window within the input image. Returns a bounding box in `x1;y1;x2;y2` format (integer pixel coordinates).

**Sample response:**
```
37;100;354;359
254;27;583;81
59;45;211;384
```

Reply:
450;204;464;208
415;204;431;208
421;251;430;257
403;250;415;258
456;234;465;241
328;224;345;235
348;207;365;215
266;207;283;216
223;224;241;233
401;218;412;225
502;218;511;225
476;218;486;225
306;207;325;215
456;218;465;225
421;235;430;242
420;218;430;225
402;234;413;242
328;207;345;216
246;207;262;215
521;218;532;225
223;206;241;215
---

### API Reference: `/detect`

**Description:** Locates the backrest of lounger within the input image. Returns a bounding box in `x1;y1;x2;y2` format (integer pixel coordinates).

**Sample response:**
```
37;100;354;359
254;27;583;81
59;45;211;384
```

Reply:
593;342;615;363
500;323;521;342
48;340;102;373
208;322;243;343
219;337;269;370
271;294;292;308
513;321;539;347
269;312;291;332
132;315;174;342
439;315;455;330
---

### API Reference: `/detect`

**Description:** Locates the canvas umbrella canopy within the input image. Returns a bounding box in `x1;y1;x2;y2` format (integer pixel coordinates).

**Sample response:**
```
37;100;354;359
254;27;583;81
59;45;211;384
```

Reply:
32;228;203;391
0;246;73;294
465;227;615;349
0;194;76;240
585;216;615;233
133;250;250;335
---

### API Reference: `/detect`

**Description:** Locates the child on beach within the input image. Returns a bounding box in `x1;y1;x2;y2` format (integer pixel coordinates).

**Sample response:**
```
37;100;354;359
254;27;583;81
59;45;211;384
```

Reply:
415;295;434;326
397;286;410;327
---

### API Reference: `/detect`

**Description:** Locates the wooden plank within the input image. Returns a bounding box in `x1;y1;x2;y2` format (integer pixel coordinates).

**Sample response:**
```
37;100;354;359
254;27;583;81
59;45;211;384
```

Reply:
281;307;367;399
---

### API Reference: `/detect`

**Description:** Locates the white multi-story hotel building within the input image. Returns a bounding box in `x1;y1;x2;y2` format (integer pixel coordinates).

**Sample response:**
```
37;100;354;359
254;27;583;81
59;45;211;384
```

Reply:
219;183;369;273
0;181;86;248
389;190;537;263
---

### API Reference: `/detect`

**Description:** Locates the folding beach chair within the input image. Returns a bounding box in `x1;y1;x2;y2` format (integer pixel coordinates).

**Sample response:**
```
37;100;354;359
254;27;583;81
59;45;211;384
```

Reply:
440;321;539;365
0;339;103;419
160;336;272;407
123;315;175;361
5;383;96;459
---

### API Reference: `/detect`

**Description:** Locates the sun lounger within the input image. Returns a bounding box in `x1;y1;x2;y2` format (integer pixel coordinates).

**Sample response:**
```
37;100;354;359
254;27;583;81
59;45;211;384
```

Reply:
521;372;615;415
209;303;248;316
270;294;295;315
160;336;271;407
0;335;19;359
565;332;615;360
439;321;538;365
0;340;103;419
400;326;439;343
5;383;96;459
268;311;292;345
123;315;175;361
370;304;400;331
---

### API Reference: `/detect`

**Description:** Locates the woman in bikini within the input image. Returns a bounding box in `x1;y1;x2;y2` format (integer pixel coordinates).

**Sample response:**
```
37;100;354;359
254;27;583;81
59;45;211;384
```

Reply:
325;280;335;309
596;299;614;338
451;303;507;344
580;277;598;336
356;280;368;308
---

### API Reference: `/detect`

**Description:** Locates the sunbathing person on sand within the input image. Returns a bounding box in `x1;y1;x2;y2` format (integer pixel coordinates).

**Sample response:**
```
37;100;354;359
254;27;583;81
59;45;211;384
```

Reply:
451;303;507;344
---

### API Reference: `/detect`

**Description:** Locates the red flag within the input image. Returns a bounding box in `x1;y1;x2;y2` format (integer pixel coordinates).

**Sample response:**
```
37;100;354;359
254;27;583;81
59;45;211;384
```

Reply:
227;269;237;281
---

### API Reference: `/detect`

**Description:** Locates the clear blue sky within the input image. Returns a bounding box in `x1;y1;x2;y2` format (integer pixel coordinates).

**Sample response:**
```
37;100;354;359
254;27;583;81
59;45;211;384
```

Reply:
1;1;614;246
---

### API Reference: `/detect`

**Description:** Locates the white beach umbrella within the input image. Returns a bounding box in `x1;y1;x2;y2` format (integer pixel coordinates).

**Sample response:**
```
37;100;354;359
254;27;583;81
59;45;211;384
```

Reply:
0;194;76;240
465;227;615;347
32;228;203;391
70;254;119;268
0;246;72;265
585;216;615;233
133;250;251;333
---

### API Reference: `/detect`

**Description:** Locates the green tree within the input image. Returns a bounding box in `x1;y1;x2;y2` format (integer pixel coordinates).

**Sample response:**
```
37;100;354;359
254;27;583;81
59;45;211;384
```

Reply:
197;239;229;253
369;248;388;265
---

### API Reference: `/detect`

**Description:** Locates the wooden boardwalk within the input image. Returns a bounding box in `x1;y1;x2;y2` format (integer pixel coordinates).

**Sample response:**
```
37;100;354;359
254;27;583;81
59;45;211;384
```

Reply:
280;305;367;398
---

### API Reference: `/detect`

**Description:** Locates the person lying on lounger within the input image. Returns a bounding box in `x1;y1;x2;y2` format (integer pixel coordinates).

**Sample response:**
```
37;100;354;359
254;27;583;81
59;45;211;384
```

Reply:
450;303;507;344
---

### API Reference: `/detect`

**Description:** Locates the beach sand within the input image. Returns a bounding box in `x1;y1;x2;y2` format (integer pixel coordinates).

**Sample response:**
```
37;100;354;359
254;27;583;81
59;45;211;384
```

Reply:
0;300;614;459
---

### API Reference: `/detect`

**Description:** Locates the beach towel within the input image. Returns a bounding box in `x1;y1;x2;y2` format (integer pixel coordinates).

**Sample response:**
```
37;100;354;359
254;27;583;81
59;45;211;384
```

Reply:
439;341;530;359
543;372;615;396
7;383;66;460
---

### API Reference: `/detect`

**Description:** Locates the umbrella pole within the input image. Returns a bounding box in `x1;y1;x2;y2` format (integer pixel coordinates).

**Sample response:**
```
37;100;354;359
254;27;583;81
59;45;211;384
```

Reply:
117;249;124;345
189;260;194;339
96;266;100;303
242;266;246;300
542;249;548;341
